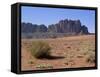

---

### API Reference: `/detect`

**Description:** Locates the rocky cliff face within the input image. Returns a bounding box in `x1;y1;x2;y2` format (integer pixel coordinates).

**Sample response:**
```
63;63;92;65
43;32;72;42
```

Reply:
21;19;89;34
48;19;88;34
21;23;47;33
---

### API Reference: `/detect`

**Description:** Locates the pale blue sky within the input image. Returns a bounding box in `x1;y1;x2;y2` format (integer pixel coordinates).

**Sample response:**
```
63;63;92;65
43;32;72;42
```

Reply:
21;6;95;33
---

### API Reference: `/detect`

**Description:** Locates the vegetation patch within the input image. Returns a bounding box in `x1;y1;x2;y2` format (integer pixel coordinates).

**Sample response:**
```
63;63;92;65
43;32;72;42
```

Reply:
86;52;95;63
31;41;51;59
36;64;53;69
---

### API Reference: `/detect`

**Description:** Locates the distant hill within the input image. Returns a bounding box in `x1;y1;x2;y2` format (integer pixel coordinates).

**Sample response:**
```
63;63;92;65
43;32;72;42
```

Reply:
48;19;88;34
21;23;47;33
21;19;89;38
22;19;89;34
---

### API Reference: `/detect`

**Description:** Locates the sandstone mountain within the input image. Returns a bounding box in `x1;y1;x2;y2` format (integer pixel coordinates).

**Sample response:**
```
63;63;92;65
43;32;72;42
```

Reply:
48;19;88;34
21;23;47;33
21;19;89;34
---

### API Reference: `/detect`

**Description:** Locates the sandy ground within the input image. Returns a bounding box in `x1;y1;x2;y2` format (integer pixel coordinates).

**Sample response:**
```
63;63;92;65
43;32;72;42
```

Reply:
21;35;95;71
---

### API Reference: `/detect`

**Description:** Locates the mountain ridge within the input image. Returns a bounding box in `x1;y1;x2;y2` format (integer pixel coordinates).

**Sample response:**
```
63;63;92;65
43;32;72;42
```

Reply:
21;19;89;34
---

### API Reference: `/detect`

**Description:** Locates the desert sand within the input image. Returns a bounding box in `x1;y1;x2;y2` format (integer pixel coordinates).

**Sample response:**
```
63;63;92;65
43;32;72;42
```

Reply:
21;35;95;71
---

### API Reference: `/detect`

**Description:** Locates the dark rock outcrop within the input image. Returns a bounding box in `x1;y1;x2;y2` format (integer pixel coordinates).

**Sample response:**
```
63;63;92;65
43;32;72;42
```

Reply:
21;19;89;34
21;23;38;33
48;19;88;34
80;25;89;34
37;24;47;32
21;23;47;33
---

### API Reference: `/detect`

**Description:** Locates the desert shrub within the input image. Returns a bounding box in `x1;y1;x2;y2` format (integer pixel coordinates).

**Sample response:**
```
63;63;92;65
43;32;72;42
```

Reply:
36;64;53;69
28;61;34;64
31;41;51;59
86;52;95;63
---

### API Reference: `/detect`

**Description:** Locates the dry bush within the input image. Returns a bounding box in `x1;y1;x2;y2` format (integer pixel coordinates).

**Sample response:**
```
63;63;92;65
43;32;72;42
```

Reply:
31;41;51;59
86;52;95;63
28;61;34;64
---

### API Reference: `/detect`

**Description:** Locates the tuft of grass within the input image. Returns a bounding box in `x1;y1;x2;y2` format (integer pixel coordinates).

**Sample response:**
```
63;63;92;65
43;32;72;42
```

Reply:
31;41;51;59
86;52;95;63
36;64;53;69
67;46;71;49
28;61;34;64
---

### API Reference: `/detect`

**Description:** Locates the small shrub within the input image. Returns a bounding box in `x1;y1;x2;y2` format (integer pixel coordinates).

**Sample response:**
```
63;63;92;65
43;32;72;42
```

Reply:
36;64;53;69
31;41;51;59
86;52;95;63
64;62;68;65
29;61;34;64
67;46;71;49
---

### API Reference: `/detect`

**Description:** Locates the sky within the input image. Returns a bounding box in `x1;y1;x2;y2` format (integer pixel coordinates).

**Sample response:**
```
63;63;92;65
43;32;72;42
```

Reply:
21;6;95;33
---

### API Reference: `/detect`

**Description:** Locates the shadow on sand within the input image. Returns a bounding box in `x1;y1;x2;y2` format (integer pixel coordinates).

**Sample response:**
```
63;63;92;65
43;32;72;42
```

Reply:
37;55;65;60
